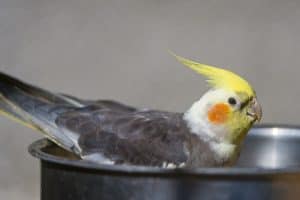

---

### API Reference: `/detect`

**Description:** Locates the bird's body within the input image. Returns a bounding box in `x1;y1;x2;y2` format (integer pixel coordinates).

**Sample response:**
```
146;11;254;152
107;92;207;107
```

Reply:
0;54;262;168
62;106;238;167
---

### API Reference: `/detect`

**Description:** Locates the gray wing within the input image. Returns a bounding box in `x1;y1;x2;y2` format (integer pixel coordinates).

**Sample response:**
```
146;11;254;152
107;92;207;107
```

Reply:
56;108;188;166
0;72;188;166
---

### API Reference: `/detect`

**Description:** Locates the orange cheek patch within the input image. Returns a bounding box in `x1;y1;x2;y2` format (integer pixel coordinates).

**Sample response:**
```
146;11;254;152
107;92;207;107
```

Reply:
208;103;230;124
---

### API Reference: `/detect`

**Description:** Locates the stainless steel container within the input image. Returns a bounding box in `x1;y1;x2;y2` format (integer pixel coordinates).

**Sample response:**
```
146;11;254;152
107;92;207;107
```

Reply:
29;125;300;200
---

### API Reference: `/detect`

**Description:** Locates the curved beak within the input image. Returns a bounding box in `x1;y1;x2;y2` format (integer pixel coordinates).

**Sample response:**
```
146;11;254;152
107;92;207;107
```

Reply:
247;97;262;122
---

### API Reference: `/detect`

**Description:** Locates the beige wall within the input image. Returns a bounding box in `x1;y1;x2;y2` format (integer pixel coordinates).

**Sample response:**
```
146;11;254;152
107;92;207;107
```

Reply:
1;0;300;199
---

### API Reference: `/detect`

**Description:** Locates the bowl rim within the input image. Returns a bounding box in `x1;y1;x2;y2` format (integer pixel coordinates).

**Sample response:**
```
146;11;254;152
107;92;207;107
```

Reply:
28;124;300;177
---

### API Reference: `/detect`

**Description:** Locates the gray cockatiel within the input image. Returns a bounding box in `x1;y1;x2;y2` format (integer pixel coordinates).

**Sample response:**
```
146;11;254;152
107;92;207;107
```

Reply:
0;55;262;168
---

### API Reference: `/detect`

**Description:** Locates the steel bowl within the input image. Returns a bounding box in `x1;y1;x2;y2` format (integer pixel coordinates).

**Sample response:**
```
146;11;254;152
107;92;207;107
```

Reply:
29;125;300;200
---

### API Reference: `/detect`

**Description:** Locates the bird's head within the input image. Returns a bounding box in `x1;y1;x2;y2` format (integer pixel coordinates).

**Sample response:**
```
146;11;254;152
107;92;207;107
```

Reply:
174;54;262;145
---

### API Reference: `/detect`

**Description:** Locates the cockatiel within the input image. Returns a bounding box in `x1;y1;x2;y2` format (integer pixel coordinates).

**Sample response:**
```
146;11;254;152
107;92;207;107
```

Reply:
0;55;261;168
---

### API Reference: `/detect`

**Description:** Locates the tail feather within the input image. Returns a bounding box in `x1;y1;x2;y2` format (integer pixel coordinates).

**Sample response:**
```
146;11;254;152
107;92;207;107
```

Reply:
0;72;70;105
0;72;80;153
0;95;39;131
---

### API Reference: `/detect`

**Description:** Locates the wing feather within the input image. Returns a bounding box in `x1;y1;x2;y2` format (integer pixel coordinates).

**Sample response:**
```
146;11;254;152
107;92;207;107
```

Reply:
56;108;188;166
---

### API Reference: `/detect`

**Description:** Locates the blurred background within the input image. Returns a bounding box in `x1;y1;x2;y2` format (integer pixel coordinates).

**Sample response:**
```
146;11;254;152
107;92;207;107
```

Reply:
1;0;300;199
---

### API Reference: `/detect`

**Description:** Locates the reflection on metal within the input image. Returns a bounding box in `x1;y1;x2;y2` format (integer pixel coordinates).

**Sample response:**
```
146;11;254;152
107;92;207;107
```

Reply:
272;127;279;137
255;127;279;168
29;125;300;200
270;128;279;168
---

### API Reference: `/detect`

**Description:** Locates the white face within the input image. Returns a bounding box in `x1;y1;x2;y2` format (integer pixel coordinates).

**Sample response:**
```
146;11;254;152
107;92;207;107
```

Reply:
183;89;243;142
198;89;243;113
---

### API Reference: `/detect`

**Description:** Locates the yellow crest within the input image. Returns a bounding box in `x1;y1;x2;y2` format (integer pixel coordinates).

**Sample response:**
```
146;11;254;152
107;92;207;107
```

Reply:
172;53;255;97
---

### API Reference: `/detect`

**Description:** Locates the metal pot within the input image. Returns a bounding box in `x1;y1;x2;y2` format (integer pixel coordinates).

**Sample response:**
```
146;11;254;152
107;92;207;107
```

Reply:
29;125;300;200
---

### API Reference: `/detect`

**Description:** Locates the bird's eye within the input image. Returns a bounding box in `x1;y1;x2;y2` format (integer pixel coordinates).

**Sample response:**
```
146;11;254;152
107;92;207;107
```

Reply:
228;97;237;105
